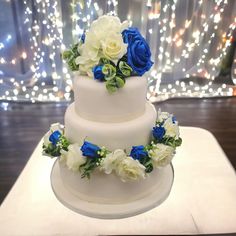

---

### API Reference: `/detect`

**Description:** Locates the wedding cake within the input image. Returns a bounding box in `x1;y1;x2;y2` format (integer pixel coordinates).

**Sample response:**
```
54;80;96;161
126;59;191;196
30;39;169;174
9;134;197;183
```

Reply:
43;15;182;204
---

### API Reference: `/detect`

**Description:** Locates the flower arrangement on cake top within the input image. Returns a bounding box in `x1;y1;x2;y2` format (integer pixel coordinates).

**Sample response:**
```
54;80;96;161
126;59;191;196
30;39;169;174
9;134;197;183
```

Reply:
62;15;153;93
43;111;182;182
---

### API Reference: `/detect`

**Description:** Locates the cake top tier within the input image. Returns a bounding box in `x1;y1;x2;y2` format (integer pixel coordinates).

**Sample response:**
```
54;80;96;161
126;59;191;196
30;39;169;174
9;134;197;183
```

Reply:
62;15;153;93
73;76;148;123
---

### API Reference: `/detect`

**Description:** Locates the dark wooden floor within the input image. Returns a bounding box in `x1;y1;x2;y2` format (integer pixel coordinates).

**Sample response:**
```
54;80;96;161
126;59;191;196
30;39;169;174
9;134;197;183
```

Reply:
0;97;236;205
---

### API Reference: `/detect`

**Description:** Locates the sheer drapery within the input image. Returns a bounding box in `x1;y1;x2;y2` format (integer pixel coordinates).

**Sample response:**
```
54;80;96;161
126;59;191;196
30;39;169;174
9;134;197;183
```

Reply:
0;0;235;102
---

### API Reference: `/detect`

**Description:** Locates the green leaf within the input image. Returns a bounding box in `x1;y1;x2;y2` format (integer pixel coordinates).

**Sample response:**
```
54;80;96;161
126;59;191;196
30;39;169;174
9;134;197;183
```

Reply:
160;136;182;148
102;64;116;80
68;58;79;71
106;81;118;93
99;57;111;65
138;155;153;173
174;137;182;147
118;61;132;77
71;43;79;55
145;163;154;173
62;50;72;60
43;135;70;158
105;78;118;93
62;43;80;72
60;135;70;151
105;76;126;93
43;143;61;157
144;144;153;152
79;156;103;179
115;76;125;88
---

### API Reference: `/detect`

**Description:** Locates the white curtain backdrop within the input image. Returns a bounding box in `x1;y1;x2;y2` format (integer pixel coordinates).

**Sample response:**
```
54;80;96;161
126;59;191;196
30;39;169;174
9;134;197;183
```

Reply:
0;0;235;102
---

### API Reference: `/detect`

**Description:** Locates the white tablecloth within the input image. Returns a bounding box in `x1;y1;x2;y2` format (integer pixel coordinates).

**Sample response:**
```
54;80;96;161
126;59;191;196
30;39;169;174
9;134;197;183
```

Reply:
0;127;236;236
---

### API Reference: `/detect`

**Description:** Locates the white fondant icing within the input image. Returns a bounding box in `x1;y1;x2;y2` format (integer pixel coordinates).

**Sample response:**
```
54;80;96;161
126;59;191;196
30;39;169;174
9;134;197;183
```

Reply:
59;161;163;204
64;102;157;152
73;75;147;122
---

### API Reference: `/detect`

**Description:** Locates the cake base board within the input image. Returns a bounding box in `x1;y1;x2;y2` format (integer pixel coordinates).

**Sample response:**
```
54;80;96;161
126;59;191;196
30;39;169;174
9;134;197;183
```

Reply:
51;159;174;219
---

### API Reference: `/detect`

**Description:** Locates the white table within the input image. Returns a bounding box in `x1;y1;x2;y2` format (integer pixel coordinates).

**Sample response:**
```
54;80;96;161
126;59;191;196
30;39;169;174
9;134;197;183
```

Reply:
0;127;236;236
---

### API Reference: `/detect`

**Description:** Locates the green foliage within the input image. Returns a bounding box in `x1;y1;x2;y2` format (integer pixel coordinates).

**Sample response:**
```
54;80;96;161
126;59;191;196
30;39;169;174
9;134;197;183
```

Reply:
43;143;61;157
144;143;154;152
105;76;126;93
102;64;116;80
106;79;118;93
43;135;70;158
98;147;110;158
62;51;71;60
99;57;114;66
145;163;153;173
139;155;153;173
60;136;70;151
161;136;182;148
97;57;133;92
62;43;80;71
79;155;103;179
118;61;132;77
156;120;164;126
79;147;110;179
115;76;125;88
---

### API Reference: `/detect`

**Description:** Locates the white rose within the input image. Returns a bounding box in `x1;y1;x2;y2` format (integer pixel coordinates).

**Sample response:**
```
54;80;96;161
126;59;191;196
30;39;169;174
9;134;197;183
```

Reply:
157;109;170;123
149;144;175;167
63;144;86;172
116;156;146;182
43;131;51;146
76;56;99;77
90;15;128;35
75;15;129;76
50;123;64;132
163;117;179;138
101;32;127;62
100;149;126;174
75;40;100;77
78;42;100;61
60;149;68;163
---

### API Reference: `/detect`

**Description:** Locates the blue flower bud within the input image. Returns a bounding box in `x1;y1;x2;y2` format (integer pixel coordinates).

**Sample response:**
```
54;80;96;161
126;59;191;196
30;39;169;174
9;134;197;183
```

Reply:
172;116;177;123
152;126;165;141
80;141;101;158
49;130;61;145
81;31;86;43
93;65;105;81
130;145;148;160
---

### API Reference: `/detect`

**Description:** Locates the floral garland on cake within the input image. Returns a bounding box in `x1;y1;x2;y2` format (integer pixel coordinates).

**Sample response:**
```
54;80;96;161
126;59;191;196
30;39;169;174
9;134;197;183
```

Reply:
62;15;153;93
43;110;182;182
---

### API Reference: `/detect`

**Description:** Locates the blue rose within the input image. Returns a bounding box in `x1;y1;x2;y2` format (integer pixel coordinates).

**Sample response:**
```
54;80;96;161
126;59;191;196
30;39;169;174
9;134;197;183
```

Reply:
49;130;61;145
152;126;165;141
93;65;105;81
172;116;177;123
122;27;153;76
80;141;101;158
81;31;86;43
130;145;148;160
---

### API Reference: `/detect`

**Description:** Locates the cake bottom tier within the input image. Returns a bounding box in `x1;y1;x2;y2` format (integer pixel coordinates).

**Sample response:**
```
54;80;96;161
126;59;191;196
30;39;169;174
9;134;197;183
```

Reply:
64;102;157;151
59;162;165;204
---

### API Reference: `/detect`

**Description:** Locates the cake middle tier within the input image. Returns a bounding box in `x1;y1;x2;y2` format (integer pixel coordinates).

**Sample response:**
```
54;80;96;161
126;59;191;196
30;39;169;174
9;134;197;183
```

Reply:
65;102;157;152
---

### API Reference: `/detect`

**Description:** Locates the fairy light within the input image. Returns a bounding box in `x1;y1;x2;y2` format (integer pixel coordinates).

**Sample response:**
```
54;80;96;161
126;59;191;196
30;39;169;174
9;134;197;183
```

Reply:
0;0;235;103
148;0;236;101
21;52;27;59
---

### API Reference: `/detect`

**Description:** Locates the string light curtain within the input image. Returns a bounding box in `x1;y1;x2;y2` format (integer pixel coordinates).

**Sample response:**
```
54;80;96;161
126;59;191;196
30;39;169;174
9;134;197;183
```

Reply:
0;0;235;102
